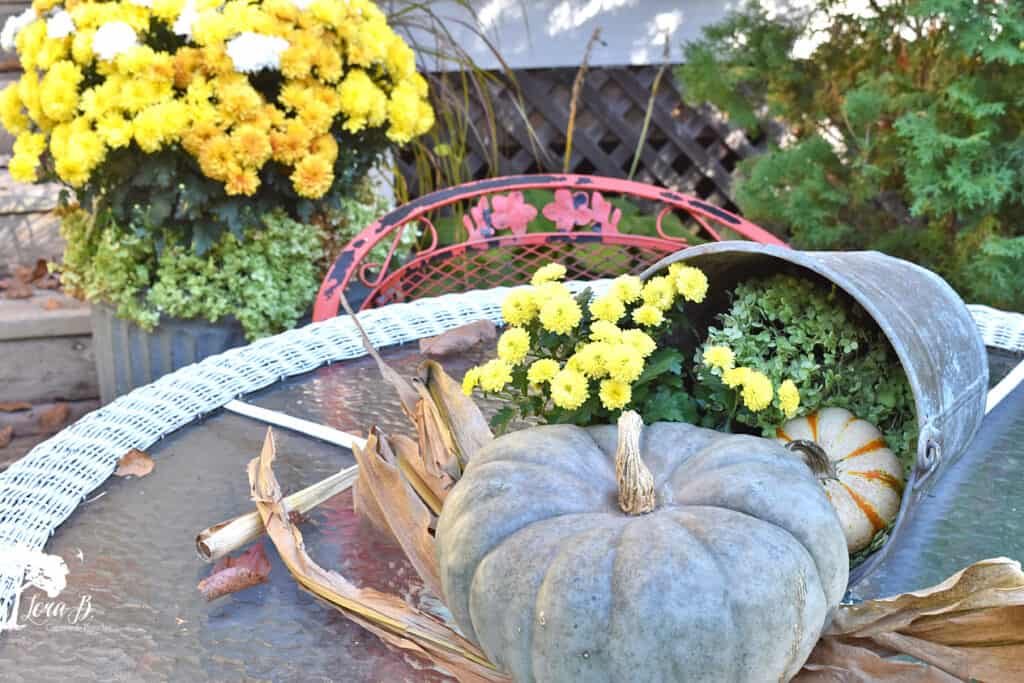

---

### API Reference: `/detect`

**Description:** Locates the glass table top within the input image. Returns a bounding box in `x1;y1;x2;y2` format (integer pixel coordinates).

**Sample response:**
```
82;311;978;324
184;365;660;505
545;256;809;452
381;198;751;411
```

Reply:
0;342;1021;681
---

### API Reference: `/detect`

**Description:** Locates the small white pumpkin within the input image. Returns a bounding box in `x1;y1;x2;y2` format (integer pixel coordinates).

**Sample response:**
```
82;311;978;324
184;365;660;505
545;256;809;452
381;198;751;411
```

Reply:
776;407;904;553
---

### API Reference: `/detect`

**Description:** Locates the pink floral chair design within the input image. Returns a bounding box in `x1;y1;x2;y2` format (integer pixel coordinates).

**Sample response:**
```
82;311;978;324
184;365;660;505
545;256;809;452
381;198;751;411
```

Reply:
313;174;785;320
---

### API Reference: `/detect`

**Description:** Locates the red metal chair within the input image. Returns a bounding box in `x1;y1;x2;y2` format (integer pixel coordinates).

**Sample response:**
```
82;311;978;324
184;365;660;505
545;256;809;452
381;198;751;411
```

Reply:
313;174;785;321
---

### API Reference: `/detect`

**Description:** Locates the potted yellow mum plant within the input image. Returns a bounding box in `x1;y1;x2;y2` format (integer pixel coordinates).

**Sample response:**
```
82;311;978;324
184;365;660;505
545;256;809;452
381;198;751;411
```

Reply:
0;0;433;401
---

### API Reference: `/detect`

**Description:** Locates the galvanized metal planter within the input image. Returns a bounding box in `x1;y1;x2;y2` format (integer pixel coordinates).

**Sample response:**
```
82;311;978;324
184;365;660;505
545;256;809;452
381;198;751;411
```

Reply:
641;242;989;588
90;304;247;404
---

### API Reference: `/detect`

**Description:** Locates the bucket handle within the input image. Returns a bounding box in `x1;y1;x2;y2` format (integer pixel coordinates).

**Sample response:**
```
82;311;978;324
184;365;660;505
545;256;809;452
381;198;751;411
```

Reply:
912;421;942;492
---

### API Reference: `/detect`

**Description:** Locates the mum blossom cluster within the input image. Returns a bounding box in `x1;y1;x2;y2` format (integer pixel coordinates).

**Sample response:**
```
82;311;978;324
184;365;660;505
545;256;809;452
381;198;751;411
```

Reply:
0;0;434;198
702;344;801;418
463;261;710;418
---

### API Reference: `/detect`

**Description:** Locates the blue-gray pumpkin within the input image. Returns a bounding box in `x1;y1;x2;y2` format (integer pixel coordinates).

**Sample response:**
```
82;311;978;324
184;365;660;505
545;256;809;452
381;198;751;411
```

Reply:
436;412;849;682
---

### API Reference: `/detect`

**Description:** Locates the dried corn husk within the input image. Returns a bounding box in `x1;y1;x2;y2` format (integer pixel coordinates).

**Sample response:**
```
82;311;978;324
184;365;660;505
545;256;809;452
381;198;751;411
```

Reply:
249;428;510;683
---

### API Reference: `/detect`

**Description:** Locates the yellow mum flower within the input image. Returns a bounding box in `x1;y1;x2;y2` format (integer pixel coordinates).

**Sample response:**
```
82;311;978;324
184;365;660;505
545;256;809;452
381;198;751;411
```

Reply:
270;119;313;164
386;35;416;79
551;368;589;410
386;77;434;143
291;154;334;198
741;371;774;412
589;295;625;323
722;366;751;389
621;329;656;358
313;45;344;83
609;274;642;303
589;320;622;344
311;133;339;163
231;124;272;168
632;304;664;327
54;127;104;186
641;275;675;311
539;295;582;335
675;265;709;303
225;165;261;196
461;367;481;396
150;0;185;21
497;327;530;365
531;263;567;286
12;131;45;158
702;345;735;371
778;379;800;418
39;60;83;123
338;68;387;133
599;379;631;411
198;134;233;180
96;113;134;148
478;358;513;393
533;280;571;301
501;288;537;326
10;132;46;182
526;358;559;385
0;83;28;136
605;344;645;383
570;342;612;379
8;153;40;182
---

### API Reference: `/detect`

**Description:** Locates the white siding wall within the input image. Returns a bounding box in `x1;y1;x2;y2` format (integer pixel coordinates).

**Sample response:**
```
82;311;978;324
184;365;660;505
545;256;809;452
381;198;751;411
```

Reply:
394;1;738;70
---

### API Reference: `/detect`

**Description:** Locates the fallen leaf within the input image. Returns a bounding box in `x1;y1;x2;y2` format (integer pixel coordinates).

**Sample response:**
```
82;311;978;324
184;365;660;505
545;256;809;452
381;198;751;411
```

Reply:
40;298;62;311
197;542;271;601
35;274;61;290
37;402;70;433
0;426;12;449
30;258;48;282
419;320;497;358
4;282;32;299
250;428;509;683
0;402;32;412
114;448;155;477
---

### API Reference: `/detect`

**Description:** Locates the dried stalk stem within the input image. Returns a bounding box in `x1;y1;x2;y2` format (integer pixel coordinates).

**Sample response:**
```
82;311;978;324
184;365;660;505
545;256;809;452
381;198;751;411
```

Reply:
196;464;358;562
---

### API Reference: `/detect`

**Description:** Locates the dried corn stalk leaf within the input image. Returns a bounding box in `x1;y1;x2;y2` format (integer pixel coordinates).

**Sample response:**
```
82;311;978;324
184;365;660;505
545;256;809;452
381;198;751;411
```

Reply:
393;433;445;516
350;429;443;598
339;294;420;417
249;427;509;683
795;638;958;682
418;360;492;473
413;397;461;492
796;557;1024;681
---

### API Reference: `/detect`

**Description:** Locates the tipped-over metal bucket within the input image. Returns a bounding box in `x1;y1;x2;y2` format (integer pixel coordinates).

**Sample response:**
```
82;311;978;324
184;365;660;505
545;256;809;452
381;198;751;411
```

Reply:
641;242;988;588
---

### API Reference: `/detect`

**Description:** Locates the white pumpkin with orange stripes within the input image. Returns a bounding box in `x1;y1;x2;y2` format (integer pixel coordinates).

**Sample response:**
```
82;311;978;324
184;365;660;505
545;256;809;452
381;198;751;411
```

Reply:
776;407;904;553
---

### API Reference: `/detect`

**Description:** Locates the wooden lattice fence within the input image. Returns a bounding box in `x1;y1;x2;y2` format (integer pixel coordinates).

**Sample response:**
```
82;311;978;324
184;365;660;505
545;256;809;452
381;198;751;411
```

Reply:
398;65;761;208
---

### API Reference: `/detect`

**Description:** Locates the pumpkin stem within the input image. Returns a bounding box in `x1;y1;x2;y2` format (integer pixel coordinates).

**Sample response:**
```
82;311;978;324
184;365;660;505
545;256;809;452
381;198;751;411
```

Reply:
615;411;656;515
785;440;838;481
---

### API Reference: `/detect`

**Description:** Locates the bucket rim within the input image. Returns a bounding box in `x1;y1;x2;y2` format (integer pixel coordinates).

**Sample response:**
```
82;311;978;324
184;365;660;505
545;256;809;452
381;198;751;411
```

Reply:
640;241;987;449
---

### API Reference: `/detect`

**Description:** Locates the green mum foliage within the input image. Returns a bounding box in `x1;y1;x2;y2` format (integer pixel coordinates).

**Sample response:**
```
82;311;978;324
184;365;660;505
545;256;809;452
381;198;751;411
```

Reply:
696;275;917;474
59;188;389;340
676;0;1024;310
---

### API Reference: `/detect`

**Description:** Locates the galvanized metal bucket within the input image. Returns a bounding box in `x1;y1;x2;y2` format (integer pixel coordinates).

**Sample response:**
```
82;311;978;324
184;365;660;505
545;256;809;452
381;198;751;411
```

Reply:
641;242;989;587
